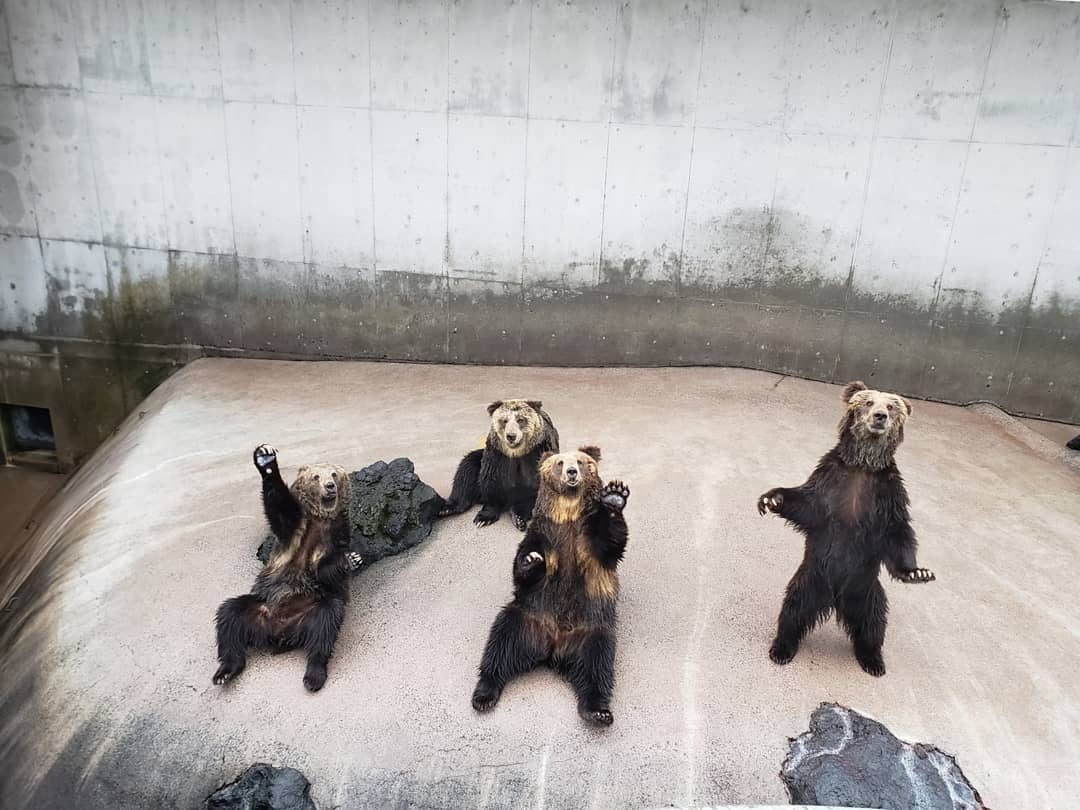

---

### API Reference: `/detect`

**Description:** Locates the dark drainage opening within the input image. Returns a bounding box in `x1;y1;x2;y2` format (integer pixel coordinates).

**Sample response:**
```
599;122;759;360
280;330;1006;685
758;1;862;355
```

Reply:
1;404;58;470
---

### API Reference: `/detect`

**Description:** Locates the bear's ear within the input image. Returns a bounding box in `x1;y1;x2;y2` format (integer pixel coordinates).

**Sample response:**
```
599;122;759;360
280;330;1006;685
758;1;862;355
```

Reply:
900;396;913;416
486;400;504;416
539;451;554;465
526;400;543;411
841;381;868;402
297;465;309;476
578;445;602;462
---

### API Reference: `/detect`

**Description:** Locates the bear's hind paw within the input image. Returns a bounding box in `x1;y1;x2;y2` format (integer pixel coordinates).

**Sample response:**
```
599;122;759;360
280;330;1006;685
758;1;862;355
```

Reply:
579;707;614;727
472;679;501;712
511;512;529;531
346;552;364;573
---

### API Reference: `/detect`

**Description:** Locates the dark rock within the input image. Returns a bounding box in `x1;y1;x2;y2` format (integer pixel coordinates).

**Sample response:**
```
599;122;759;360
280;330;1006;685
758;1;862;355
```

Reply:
256;458;444;568
347;457;445;563
782;703;986;809
1067;434;1080;451
205;763;316;810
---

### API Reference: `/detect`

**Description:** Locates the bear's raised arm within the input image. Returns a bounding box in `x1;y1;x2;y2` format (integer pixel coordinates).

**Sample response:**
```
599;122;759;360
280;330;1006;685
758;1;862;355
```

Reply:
253;444;302;542
585;480;630;567
756;485;821;532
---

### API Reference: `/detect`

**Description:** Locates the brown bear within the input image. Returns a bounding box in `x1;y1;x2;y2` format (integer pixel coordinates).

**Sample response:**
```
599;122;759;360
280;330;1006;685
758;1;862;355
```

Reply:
213;445;360;692
471;446;630;725
757;381;935;677
439;399;560;529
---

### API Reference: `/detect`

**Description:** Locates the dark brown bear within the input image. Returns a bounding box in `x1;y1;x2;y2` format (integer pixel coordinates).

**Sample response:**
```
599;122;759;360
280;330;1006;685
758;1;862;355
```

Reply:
471;447;630;726
439;399;560;529
757;381;935;677
213;445;360;692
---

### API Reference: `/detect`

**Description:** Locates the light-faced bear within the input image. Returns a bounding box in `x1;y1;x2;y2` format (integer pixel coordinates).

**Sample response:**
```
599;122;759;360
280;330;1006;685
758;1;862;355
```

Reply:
213;445;361;692
439;399;560;530
471;447;630;726
757;381;935;677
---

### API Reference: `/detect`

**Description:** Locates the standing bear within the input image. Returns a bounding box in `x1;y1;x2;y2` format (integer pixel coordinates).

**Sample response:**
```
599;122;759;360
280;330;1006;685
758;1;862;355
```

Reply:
214;445;359;692
439;399;560;529
471;447;630;726
757;381;935;677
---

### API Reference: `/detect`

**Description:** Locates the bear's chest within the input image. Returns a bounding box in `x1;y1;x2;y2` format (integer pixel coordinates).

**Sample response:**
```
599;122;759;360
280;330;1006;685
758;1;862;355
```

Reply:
825;469;887;531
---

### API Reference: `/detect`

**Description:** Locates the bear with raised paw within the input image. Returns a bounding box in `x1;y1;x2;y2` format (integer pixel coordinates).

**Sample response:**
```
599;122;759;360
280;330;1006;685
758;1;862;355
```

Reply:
757;381;935;677
213;445;361;692
439;399;560;530
472;446;630;726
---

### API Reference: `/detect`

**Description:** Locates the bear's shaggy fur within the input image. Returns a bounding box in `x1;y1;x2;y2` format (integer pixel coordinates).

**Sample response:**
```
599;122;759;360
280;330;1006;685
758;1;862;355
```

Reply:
439;399;560;529
471;447;630;725
757;381;935;677
213;445;356;692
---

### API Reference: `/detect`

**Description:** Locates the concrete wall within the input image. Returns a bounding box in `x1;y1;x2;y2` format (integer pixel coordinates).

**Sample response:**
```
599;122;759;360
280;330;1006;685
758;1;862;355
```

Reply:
1;0;1079;465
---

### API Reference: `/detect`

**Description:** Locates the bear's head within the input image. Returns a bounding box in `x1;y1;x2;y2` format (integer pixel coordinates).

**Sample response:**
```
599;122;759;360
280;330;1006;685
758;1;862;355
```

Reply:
290;463;351;520
838;381;912;469
487;399;546;458
537;446;603;523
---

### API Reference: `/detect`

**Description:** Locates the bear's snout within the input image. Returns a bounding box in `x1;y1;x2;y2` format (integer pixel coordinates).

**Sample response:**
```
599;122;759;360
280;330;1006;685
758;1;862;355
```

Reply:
565;465;580;485
870;410;888;432
504;429;521;445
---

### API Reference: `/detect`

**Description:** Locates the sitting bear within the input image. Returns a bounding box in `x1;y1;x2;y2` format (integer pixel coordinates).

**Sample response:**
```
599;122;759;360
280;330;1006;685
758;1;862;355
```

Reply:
757;381;935;677
439;399;560;529
471;447;630;725
213;445;360;692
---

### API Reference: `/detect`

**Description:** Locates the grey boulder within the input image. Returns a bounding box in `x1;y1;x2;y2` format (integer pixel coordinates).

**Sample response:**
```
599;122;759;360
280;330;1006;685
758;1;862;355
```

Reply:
205;763;316;810
782;703;986;809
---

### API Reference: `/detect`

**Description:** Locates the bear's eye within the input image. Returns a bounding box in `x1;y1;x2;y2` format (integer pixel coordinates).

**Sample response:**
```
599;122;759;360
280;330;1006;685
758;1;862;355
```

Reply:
556;460;564;469
887;403;895;412
499;418;507;427
516;417;526;427
313;474;320;481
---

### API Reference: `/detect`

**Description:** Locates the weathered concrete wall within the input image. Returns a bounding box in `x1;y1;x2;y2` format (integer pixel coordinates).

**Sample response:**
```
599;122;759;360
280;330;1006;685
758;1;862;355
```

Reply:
1;0;1079;466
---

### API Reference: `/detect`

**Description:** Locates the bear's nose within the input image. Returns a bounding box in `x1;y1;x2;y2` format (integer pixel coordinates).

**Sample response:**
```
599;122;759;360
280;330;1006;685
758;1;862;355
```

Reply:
566;467;578;479
325;480;336;492
872;411;887;424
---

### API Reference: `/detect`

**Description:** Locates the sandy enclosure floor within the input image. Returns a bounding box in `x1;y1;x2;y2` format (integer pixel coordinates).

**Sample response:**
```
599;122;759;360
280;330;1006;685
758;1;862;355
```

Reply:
2;359;1078;809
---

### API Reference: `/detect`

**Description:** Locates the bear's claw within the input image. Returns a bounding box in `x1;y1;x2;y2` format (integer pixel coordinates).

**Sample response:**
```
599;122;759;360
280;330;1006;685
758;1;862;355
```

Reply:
346;552;364;573
901;567;935;584
511;512;529;531
757;490;783;515
600;480;630;512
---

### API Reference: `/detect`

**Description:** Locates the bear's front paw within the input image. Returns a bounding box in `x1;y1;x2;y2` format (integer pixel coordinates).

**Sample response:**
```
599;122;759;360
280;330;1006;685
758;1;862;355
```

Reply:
253;444;278;473
900;567;935;584
757;489;784;516
599;481;630;512
579;707;614;727
511;512;529;531
346;551;364;573
522;551;543;568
